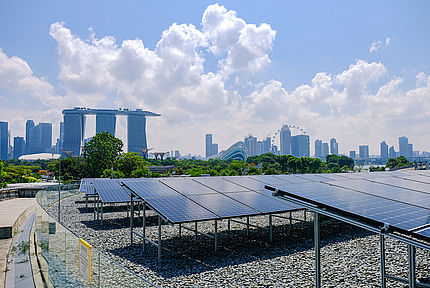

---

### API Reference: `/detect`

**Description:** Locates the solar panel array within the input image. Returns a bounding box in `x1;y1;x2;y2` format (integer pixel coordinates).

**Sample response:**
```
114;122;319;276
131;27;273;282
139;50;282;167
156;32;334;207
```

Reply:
266;170;430;241
119;175;300;224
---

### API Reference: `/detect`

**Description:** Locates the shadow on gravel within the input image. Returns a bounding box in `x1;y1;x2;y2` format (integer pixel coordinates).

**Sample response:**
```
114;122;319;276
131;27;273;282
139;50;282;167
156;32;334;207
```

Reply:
81;214;161;230
108;220;374;279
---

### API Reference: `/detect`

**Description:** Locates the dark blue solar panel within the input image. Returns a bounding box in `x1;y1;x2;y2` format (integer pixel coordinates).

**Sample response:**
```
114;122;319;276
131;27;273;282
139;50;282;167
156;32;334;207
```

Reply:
193;177;250;193
160;178;219;195
188;193;259;218
372;178;430;194
122;180;180;198
225;191;298;214
400;175;430;184
251;175;296;185
320;174;351;181
79;179;86;192
91;179;132;203
225;176;274;190
269;181;430;237
329;179;430;209
416;226;430;238
293;174;332;182
143;196;219;223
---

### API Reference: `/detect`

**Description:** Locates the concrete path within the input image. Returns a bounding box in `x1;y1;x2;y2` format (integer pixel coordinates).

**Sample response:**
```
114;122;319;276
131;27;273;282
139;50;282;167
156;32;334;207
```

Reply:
0;198;36;288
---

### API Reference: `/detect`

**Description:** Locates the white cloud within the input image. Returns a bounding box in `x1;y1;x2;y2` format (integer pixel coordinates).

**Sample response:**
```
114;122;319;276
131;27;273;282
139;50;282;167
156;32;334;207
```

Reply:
369;37;391;53
385;37;391;47
1;5;429;156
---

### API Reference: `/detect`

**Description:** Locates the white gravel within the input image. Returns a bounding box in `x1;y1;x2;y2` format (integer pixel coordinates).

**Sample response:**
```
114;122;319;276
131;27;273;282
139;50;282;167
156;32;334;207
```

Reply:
48;194;430;287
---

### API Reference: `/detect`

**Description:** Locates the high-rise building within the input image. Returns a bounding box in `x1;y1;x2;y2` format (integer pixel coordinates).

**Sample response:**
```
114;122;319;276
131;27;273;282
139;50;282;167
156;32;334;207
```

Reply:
272;145;278;155
257;141;263;156
389;146;396;159
359;145;369;159
28;123;52;153
13;136;25;159
262;137;271;154
25;120;34;154
330;138;338;155
127;115;147;154
244;135;257;157
280;125;291;155
96;113;116;135
322;143;329;158
380;141;388;159
314;139;322;158
206;134;213;158
291;135;310;157
349;151;356;159
211;143;218;156
0;122;8;160
399;136;413;159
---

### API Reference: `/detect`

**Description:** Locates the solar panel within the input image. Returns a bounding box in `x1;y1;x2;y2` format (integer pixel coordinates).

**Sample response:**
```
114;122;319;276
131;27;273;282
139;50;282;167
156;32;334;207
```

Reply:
268;181;430;238
143;196;219;223
160;178;219;195
398;175;430;184
223;176;268;190
329;179;430;210
193;177;250;193
416;226;430;238
91;179;131;203
251;174;297;184
293;174;333;182
273;174;316;184
224;191;298;214
188;193;259;218
319;173;351;181
372;177;430;194
122;180;180;198
79;179;86;192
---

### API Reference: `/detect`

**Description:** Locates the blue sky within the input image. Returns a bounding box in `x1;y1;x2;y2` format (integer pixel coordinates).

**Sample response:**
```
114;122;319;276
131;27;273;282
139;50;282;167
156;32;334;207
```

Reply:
1;1;430;155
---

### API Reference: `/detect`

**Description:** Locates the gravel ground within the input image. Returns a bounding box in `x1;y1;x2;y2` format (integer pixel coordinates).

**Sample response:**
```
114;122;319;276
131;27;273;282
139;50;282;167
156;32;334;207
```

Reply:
47;194;430;287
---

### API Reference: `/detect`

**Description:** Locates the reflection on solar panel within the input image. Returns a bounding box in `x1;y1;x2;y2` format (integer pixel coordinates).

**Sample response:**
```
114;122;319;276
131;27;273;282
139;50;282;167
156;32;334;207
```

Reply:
273;175;314;184
143;196;219;223
91;179;131;203
399;175;430;184
188;193;259;218
252;175;296;184
160;178;219;195
225;191;297;214
320;174;351;181
193;177;250;193
372;177;430;194
293;174;332;182
122;180;180;198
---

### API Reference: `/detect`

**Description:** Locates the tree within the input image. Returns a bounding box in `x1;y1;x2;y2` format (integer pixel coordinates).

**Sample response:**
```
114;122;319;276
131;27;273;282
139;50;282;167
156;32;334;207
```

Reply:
114;152;148;178
0;161;7;188
82;132;123;177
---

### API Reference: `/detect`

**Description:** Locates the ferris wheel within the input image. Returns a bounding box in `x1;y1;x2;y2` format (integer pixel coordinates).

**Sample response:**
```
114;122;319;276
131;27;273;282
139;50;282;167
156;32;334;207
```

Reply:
272;124;309;157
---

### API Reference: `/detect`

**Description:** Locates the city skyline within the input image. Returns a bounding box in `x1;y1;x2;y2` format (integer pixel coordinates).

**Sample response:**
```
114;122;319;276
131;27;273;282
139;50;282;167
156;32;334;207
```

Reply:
1;2;430;156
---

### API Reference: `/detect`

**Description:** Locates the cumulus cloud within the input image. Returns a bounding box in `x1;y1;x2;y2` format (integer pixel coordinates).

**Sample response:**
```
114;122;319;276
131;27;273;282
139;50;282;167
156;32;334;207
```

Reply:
1;5;429;155
369;37;391;53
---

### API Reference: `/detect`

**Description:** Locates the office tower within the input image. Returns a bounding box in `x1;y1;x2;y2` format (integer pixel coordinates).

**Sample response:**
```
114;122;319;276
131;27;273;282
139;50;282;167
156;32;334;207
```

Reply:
380;141;388;159
244;135;257;157
212;143;218;156
291;135;310;157
389;146;396;159
56;122;64;153
272;145;278;155
13;137;25;159
206;134;213;158
28;123;52;153
263;137;271;154
96;113;116;135
330;138;338;155
314;139;322;158
127;114;147;154
25;120;34;154
359;145;369;159
322;143;329;157
349;151;356;159
0;122;8;160
280;125;291;155
398;136;413;159
63;112;86;156
174;150;180;158
257;141;263;156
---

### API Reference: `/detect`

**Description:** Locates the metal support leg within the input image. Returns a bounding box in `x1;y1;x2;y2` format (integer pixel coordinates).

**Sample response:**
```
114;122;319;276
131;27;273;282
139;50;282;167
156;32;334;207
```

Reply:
101;202;103;225
214;220;218;252
97;196;100;221
130;197;134;245
179;223;182;238
304;210;307;221
314;212;321;288
269;215;273;242
142;204;146;252
86;194;88;211
195;222;198;241
408;244;416;288
126;202;129;219
246;216;250;236
158;216;162;262
380;234;386;288
93;195;96;220
138;202;140;218
228;219;230;231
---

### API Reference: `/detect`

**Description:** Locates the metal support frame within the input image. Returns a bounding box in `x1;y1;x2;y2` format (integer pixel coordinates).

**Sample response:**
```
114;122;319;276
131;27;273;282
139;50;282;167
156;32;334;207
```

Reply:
130;196;134;244
269;215;273;242
246;216;250;236
195;222;198;241
142;203;146;252
274;190;430;288
158;216;162;261
380;234;386;288
314;212;321;288
227;219;231;231
180;224;214;239
178;223;181;238
214;220;218;252
101;202;103;225
409;244;416;288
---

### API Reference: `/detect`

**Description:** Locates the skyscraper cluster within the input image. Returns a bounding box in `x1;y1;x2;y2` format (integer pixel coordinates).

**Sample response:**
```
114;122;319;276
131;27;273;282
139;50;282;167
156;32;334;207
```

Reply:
314;138;337;158
244;135;273;157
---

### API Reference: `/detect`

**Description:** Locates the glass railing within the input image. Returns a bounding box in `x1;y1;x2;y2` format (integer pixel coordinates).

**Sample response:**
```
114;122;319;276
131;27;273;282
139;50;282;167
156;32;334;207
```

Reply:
35;184;157;287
